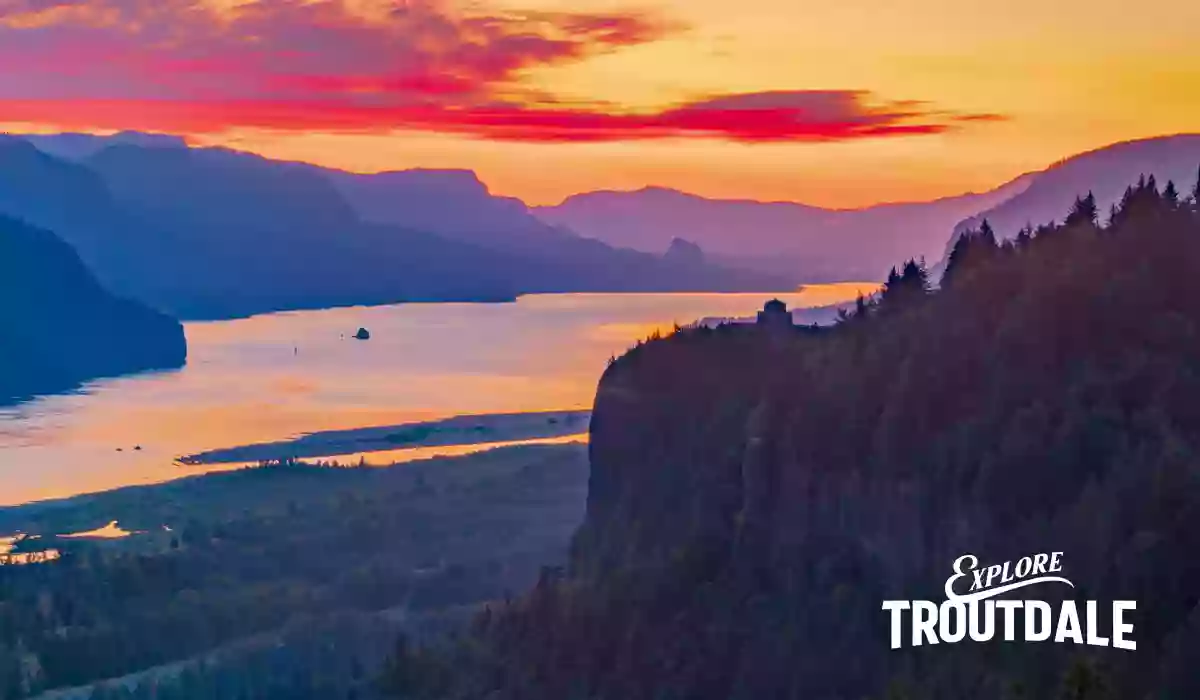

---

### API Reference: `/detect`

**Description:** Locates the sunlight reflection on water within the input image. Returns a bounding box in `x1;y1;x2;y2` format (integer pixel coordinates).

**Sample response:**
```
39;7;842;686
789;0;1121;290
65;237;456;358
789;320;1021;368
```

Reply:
0;534;61;566
59;520;137;540
0;288;873;505
217;433;591;472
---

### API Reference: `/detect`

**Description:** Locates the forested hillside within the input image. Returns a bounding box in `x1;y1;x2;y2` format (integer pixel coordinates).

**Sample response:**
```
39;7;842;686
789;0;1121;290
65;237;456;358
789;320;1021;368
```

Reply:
383;174;1200;699
942;136;1200;261
0;446;588;700
0;215;185;404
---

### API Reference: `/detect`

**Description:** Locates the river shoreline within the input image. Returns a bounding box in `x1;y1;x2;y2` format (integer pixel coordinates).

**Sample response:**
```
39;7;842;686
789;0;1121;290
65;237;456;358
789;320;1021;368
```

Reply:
177;409;591;465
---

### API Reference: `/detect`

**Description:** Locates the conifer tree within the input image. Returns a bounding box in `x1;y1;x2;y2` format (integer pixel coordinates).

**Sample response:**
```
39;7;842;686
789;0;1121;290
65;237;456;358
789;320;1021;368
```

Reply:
901;258;929;294
1066;192;1098;227
943;221;999;287
979;220;998;247
882;258;930;308
854;294;869;319
885;265;900;290
1163;180;1179;207
943;235;971;287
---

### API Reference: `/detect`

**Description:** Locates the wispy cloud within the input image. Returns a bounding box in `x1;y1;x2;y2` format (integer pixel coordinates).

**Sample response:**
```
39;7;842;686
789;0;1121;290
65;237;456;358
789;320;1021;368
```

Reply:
0;0;674;100
0;0;1004;142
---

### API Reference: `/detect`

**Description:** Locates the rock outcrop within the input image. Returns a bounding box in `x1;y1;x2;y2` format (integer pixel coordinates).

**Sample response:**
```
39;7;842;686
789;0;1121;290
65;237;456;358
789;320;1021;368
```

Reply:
398;177;1200;700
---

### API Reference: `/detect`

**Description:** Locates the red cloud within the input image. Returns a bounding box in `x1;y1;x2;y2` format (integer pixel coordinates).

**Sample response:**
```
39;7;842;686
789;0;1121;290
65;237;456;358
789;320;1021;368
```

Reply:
0;94;1004;142
0;1;1004;142
0;0;674;102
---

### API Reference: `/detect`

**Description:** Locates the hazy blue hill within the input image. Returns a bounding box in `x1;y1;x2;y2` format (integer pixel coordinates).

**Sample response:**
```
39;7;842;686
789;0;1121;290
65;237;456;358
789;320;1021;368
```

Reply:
538;137;1200;285
0;215;186;404
533;179;1034;282
941;134;1200;262
82;144;531;317
327;168;557;246
21;131;188;162
0;141;532;317
0;137;154;299
3;135;787;319
88;145;361;237
326;166;788;292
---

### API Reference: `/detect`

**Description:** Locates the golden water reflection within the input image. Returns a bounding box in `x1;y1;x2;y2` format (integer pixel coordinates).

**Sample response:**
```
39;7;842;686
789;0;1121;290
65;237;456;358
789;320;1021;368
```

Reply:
228;433;589;470
0;534;61;566
59;520;137;540
0;289;871;505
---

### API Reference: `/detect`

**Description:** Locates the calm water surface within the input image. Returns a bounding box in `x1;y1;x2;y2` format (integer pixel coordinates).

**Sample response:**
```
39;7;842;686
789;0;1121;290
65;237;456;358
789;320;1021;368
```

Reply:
0;287;873;505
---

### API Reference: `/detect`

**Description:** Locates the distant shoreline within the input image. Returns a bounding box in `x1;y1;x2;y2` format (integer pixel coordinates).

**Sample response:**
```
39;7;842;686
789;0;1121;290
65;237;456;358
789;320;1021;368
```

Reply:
177;410;592;465
179;289;825;323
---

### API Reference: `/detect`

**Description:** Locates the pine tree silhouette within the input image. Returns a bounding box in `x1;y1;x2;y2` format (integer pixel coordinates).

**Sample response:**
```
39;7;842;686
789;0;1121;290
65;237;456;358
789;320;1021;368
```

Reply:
943;220;999;287
1065;191;1098;227
1163;180;1179;207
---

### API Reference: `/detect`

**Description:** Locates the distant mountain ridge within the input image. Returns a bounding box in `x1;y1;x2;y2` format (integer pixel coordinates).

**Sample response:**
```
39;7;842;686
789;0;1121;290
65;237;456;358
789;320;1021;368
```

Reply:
2;134;787;320
22;130;188;161
326;168;545;245
536;134;1200;284
941;134;1200;259
0;214;186;404
9;131;1198;317
534;178;1035;282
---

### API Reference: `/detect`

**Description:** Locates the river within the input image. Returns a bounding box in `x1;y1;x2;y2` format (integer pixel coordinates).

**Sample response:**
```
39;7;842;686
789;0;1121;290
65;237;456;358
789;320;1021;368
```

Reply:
0;287;874;505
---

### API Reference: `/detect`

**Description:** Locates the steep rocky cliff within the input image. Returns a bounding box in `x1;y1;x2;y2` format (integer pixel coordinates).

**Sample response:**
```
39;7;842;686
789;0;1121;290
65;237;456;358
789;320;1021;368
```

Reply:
386;179;1200;700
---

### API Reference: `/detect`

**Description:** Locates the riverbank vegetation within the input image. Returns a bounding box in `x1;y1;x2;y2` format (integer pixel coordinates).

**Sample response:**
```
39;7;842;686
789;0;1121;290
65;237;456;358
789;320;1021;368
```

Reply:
0;444;588;699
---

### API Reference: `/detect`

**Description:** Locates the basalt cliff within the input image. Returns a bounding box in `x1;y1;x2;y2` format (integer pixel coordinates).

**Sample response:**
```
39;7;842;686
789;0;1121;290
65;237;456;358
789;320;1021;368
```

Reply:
386;178;1200;700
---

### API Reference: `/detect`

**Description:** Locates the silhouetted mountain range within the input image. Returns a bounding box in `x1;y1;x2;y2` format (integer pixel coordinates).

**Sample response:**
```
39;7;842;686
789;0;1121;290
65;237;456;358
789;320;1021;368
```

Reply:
326;168;559;248
7;131;1197;322
22;131;189;161
535;134;1200;284
323;166;769;295
1;135;787;320
534;179;1033;282
0;214;186;404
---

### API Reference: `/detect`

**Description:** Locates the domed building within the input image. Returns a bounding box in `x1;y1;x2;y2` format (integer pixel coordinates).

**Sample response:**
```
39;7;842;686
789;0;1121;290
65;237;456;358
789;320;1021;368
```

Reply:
756;299;793;330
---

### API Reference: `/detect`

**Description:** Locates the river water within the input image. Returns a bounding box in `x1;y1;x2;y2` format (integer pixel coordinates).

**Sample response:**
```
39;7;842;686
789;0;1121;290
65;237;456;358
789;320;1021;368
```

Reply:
0;287;873;505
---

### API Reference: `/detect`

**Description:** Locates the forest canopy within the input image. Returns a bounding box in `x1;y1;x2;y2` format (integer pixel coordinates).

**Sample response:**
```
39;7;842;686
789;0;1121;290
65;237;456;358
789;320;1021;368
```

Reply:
380;171;1200;700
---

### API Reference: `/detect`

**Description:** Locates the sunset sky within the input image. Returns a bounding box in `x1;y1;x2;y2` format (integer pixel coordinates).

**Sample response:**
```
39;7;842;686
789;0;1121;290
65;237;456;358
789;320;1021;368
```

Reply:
1;0;1197;206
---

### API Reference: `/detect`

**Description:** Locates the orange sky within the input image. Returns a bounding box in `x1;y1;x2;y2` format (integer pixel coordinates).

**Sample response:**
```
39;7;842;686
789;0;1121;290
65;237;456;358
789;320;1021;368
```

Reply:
1;0;1197;206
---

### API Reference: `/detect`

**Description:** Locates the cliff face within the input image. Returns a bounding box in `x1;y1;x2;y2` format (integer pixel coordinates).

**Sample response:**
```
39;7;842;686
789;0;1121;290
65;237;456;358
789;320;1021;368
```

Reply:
578;328;782;578
408;183;1200;700
0;215;187;404
571;198;1200;699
